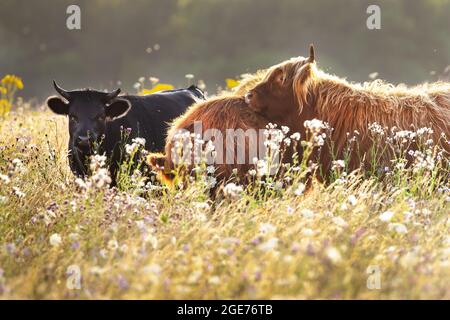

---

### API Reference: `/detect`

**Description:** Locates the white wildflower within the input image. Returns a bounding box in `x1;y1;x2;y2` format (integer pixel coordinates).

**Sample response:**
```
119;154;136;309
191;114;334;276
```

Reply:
12;158;25;173
0;174;10;184
144;234;158;249
416;127;433;136
89;154;107;172
283;137;291;146
91;168;111;189
194;213;207;222
259;223;277;235
304;119;327;133
332;216;348;228
90;266;107;275
281;126;290;134
347;195;357;206
368;122;385;136
325;247;342;264
294;183;306;196
208;276;221;285
68;233;79;241
301;209;314;218
99;249;108;259
49;233;62;247
12;187;25;198
259;237;279;252
290;132;301;141
107;239;119;251
75;178;88;190
194;202;210;210
187;270;202;284
332;160;346;171
143;263;162;275
133;137;146;146
388;223;408;234
206;176;217;188
223;183;243;199
379;211;394;222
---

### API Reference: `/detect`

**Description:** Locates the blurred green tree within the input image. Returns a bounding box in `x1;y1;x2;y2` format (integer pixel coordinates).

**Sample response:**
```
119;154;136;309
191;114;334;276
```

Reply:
0;0;449;99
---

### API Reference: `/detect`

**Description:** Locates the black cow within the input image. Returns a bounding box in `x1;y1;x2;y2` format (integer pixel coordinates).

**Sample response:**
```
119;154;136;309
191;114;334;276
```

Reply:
47;81;204;182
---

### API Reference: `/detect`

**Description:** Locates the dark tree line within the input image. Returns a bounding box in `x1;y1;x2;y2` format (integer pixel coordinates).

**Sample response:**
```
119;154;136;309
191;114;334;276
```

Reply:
1;0;449;99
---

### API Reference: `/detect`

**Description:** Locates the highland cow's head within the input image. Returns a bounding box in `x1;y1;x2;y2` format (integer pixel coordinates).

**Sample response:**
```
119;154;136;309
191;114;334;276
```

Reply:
245;45;317;126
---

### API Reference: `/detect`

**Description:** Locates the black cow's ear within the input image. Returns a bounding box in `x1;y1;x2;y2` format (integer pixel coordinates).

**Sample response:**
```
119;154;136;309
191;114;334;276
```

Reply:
105;98;131;120
47;96;69;115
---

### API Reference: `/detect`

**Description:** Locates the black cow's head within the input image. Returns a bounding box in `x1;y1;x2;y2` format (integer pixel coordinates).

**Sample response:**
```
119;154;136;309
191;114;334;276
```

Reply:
47;81;131;175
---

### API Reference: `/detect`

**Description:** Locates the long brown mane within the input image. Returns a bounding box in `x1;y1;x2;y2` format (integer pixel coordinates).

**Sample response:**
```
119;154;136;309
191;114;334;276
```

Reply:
248;47;450;172
303;68;450;149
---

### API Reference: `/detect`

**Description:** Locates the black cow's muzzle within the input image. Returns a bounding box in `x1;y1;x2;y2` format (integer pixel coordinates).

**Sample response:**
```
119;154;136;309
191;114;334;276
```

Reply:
75;139;90;155
76;135;90;147
75;135;97;155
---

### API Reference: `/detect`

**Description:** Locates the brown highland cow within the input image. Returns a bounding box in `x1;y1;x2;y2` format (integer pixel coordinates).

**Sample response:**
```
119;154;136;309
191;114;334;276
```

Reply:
246;45;450;173
150;46;450;184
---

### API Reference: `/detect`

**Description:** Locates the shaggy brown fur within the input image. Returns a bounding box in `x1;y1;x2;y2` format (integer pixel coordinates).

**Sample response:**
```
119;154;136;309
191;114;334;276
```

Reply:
148;75;274;183
150;47;450;184
246;46;450;172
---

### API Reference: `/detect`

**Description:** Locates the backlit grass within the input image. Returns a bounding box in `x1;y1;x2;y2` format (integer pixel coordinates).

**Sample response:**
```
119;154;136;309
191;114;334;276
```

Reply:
0;105;449;299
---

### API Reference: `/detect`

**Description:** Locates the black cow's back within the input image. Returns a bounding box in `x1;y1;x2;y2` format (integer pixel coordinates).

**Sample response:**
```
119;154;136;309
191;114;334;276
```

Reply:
104;86;204;177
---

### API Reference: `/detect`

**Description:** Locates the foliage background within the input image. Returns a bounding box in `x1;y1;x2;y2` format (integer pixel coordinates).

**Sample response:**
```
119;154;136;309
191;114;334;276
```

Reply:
1;0;450;99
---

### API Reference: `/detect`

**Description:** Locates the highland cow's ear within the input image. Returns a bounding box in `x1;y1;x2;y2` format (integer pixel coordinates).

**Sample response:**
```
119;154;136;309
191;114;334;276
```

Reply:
306;44;315;63
295;44;316;85
47;96;69;115
274;68;286;85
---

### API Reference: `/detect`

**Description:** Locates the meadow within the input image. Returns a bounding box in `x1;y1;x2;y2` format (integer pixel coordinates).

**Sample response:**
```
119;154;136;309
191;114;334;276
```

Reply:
0;75;449;299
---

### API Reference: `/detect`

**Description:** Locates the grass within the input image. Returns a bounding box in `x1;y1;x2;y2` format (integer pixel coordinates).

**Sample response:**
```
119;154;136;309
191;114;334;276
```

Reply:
0;106;449;299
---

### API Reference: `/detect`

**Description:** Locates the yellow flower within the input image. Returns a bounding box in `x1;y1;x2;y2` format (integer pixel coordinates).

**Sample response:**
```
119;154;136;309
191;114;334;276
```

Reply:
0;86;6;95
1;75;9;84
140;83;175;95
225;78;239;89
1;75;24;90
15;76;24;90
